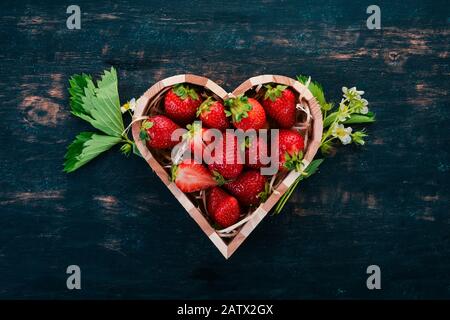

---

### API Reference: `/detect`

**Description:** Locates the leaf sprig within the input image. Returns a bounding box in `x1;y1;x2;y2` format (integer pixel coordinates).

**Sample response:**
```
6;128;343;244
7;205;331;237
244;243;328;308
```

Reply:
64;67;134;173
274;76;376;214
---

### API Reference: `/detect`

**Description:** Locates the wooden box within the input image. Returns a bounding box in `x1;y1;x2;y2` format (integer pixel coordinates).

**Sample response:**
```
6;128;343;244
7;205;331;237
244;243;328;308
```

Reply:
131;75;323;258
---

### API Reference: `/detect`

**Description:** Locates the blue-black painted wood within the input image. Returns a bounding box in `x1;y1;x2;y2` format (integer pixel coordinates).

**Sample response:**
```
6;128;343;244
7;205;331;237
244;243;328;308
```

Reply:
0;0;449;299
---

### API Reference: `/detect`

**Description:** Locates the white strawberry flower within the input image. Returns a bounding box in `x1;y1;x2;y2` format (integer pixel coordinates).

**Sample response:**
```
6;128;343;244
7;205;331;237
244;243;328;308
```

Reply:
342;86;364;100
338;99;351;121
359;98;369;114
332;124;353;145
121;98;136;114
349;97;369;115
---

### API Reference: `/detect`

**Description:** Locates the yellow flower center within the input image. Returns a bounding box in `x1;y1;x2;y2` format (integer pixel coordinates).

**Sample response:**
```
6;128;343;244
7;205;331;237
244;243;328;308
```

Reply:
335;127;347;138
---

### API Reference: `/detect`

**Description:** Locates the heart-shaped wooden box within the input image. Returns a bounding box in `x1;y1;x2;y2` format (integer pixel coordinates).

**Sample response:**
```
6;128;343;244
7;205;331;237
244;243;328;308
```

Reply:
131;75;323;258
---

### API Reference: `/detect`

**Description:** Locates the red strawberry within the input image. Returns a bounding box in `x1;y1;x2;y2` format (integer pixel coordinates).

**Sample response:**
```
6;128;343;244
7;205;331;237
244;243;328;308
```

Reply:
182;122;208;159
244;135;268;169
262;85;296;128
207;131;244;180
207;187;241;228
197;97;230;131
225;170;268;207
225;96;266;131
164;84;202;125
171;160;217;193
139;115;181;149
276;129;305;171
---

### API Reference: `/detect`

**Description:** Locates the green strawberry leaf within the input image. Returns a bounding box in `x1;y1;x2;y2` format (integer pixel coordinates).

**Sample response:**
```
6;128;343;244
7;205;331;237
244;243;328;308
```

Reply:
69;67;124;137
302;158;324;178
324;112;375;128
297;75;332;111
343;113;376;124
323;112;338;128
63;132;122;173
68;73;94;116
132;143;142;158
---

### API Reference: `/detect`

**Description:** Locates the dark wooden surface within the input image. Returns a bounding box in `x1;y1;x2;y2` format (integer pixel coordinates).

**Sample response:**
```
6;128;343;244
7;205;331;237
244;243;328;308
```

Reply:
0;0;449;299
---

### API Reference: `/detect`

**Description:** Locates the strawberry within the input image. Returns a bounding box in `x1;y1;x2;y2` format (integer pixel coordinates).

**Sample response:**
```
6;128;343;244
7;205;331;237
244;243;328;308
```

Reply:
244;135;267;169
196;97;230;131
171;160;217;193
164;84;202;125
225;170;268;207
139;115;181;149
225;96;266;131
182;122;208;159
262;85;296;128
207;132;244;180
207;187;241;228
276;129;305;171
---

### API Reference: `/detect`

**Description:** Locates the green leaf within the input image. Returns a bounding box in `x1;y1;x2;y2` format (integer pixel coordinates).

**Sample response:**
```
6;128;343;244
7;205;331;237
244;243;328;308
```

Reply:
69;67;124;137
297;75;331;111
68;73;94;116
343;113;376;124
320;140;334;155
323;112;338;128
63;132;122;173
323;112;375;128
132;143;142;158
303;158;324;178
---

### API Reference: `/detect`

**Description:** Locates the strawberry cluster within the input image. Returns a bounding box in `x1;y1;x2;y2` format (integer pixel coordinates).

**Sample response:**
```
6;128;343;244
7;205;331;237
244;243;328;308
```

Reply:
140;83;305;230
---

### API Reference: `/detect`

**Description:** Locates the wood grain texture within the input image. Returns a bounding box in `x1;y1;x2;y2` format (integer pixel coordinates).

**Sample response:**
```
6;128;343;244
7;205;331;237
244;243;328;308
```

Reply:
0;0;449;299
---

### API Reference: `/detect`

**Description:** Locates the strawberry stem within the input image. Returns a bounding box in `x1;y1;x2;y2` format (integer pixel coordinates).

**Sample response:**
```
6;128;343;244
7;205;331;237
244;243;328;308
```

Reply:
139;120;153;141
264;84;287;101
183;122;202;141
283;151;304;171
257;181;271;203
173;84;199;100
170;165;178;182
196;96;214;117
224;95;252;123
212;170;229;186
